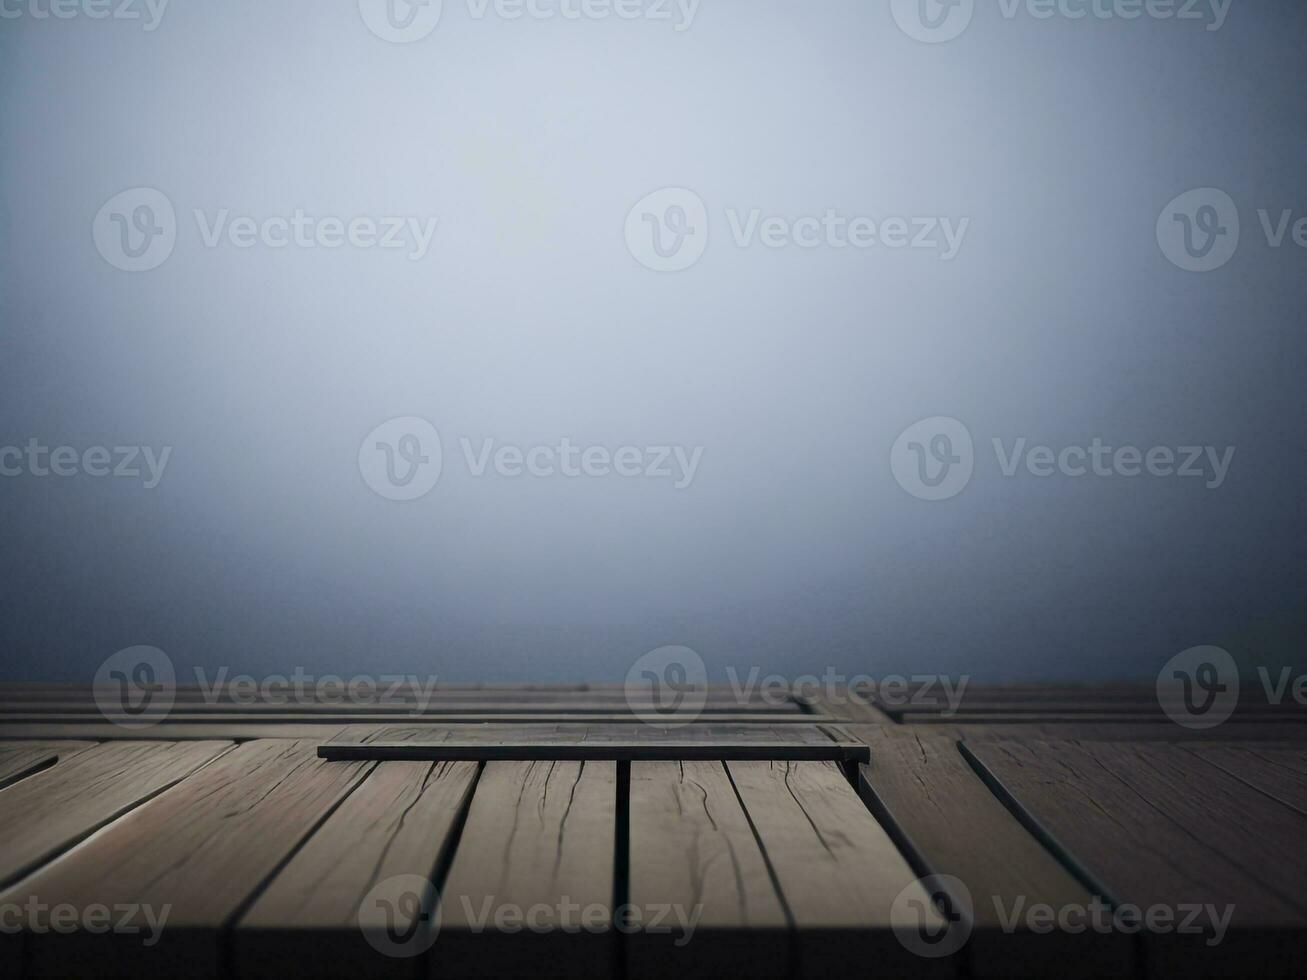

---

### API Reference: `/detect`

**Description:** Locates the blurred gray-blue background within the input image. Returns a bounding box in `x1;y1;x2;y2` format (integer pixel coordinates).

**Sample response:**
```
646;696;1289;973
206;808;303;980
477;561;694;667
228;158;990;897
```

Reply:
1;0;1304;683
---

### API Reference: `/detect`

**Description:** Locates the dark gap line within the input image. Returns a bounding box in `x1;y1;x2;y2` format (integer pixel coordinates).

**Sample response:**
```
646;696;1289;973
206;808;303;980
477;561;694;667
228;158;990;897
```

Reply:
848;762;974;979
217;759;381;980
0;741;242;893
723;760;799;979
0;754;59;793
957;741;1150;978
956;741;1124;907
421;760;486;980
1177;744;1307;821
613;759;630;980
11;743;242;979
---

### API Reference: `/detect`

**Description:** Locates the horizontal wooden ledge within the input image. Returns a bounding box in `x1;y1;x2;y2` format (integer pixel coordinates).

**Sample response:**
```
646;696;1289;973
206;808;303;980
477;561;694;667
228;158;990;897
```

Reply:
0;716;826;731
317;741;872;762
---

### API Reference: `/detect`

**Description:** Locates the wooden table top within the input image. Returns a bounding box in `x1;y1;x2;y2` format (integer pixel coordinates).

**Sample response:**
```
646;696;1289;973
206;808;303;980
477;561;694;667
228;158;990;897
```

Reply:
0;682;1304;978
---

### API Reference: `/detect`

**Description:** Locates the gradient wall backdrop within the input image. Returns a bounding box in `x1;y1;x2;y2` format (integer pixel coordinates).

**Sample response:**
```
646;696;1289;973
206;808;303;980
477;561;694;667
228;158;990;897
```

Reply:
1;0;1304;684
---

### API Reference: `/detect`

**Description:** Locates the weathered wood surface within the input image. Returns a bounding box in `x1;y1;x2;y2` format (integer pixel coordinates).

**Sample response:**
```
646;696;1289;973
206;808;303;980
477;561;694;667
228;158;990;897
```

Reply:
853;728;1129;978
0;741;95;791
4;739;370;978
0;685;1305;978
964;739;1307;978
433;759;617;979
0;740;232;888
334;723;848;744
628;760;790;978
725;760;947;977
235;759;479;978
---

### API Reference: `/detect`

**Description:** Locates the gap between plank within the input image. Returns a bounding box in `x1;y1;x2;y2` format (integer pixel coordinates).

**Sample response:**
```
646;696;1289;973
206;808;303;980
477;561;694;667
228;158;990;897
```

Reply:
0;741;242;894
613;759;630;980
216;759;381;979
723;760;799;979
0;754;60;793
420;760;487;980
956;741;1124;908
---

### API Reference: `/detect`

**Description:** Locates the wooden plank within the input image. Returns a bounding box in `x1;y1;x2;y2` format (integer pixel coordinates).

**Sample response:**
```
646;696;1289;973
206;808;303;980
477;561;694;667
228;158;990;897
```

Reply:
1184;744;1307;815
236;759;479;978
338;723;843;743
319;742;869;763
0;716;832;742
627;760;790;979
0;716;820;731
431;760;616;979
901;712;1307;725
0;741;95;791
964;739;1307;978
893;703;1304;717
0;702;802;715
853;729;1129;977
0;687;797;708
0;740;232;888
956;722;1307;742
860;685;1155;706
5;739;371;978
16;717;1295;745
725;760;947;978
801;690;893;725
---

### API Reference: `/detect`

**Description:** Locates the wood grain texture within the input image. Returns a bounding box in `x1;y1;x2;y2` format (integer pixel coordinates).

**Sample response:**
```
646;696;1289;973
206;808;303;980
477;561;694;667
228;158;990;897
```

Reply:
965;739;1307;978
725;760;947;978
235;759;479;978
854;728;1128;977
0;685;792;705
0;702;802;716
0;741;95;791
0;740;231;888
432;760;616;979
0;723;353;741
336;723;842;745
1184;744;1307;815
6;739;370;979
0;713;816;727
627;760;789;979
